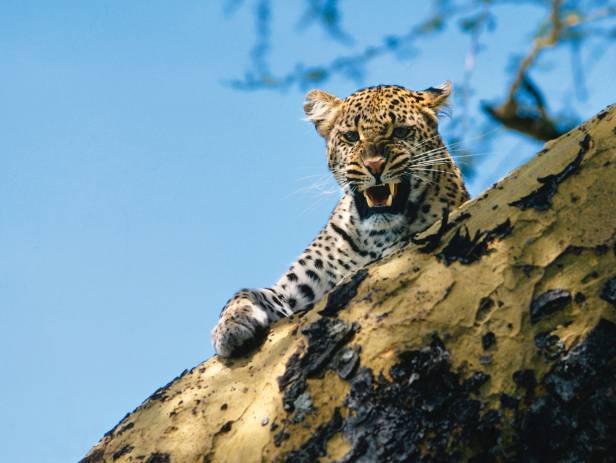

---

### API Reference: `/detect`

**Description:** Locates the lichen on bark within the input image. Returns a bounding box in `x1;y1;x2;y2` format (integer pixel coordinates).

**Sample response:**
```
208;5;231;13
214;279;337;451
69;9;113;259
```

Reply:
82;105;616;463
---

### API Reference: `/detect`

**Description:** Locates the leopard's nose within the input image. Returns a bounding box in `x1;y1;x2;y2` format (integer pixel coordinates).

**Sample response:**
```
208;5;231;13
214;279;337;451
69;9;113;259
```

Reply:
364;157;386;175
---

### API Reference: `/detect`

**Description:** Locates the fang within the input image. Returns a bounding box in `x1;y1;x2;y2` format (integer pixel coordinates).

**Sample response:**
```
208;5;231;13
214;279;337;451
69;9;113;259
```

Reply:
363;191;375;208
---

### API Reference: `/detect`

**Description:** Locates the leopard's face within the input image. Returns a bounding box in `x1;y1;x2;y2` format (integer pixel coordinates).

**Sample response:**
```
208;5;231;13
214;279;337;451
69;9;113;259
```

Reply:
305;84;452;218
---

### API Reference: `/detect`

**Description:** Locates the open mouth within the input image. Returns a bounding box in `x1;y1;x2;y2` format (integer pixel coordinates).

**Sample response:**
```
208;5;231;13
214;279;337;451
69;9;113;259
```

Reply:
353;180;411;219
363;182;399;208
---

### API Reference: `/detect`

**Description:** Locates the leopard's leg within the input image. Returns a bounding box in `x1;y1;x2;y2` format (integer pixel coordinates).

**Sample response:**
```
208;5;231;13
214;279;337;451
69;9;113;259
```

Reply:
211;288;291;358
212;199;373;358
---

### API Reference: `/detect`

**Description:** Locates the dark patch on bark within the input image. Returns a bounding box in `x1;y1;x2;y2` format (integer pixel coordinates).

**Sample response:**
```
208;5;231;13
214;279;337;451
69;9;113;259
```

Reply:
511;319;616;461
112;445;134;460
217;421;233;434
543;318;616;402
513;369;537;399
79;449;105;463
436;219;512;266
500;393;520;409
274;430;290;446
520;264;536;277
331;346;361;379
581;269;599;283
283;408;343;463
103;413;131;438
453;212;472;224
117;422;134;435
596;107;610;121
480;354;493;365
147;368;191;402
278;318;358;412
338;334;500;462
574;292;586;303
534;331;565;361
462;371;490;393
482;332;496;350
319;270;368;317
475;297;495;322
145;453;170;463
509;134;591;211
412;208;454;253
277;352;305;411
530;289;572;324
600;276;616;308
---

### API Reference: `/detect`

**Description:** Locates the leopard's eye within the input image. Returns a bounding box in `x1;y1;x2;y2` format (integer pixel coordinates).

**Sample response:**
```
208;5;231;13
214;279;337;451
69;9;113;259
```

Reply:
342;131;360;143
392;126;411;139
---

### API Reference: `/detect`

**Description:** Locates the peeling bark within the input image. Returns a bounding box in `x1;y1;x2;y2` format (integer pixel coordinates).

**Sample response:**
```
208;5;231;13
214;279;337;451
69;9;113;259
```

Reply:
82;105;616;463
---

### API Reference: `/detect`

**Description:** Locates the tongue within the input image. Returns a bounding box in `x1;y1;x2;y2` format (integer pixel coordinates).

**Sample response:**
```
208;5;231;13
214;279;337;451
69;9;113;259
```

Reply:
365;185;390;207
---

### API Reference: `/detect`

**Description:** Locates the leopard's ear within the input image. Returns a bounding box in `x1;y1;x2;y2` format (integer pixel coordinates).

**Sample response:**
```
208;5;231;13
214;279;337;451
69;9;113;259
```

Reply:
417;81;452;111
304;89;343;138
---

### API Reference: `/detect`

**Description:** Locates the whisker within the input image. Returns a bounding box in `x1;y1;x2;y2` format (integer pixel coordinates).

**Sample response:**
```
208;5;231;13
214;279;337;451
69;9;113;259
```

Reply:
409;152;494;168
412;132;443;150
412;144;476;160
412;127;502;160
286;172;341;200
451;152;494;160
294;172;332;181
409;167;461;177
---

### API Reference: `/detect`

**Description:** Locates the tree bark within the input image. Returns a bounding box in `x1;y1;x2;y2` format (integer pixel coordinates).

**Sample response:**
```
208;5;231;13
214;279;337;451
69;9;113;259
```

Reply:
82;105;616;463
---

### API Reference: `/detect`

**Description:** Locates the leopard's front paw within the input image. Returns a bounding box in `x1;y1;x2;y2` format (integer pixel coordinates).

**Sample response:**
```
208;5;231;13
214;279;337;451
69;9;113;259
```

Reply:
211;297;270;358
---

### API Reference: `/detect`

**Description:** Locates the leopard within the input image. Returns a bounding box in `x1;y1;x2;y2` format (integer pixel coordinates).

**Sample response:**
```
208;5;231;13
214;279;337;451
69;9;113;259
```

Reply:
211;82;469;358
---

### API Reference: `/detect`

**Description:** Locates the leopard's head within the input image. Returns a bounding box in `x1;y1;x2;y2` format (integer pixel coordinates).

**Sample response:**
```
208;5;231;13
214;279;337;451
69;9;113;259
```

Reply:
304;83;452;218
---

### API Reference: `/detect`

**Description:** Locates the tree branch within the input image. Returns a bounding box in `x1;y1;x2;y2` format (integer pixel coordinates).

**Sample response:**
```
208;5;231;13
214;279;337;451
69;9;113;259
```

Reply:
82;104;616;463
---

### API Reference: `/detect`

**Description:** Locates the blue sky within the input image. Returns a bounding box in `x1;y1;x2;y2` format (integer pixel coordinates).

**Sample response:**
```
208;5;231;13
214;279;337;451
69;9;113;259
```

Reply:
1;1;614;461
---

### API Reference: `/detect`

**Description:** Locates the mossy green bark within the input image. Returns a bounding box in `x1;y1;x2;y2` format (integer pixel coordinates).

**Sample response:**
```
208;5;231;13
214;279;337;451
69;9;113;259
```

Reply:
82;105;616;463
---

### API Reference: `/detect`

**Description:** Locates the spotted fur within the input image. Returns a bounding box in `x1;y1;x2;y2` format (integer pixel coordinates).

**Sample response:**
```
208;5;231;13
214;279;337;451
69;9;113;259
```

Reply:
212;83;469;357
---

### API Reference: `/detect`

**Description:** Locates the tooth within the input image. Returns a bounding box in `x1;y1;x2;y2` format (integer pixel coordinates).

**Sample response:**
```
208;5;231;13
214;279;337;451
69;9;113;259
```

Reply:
363;191;375;207
388;182;399;196
385;182;397;207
